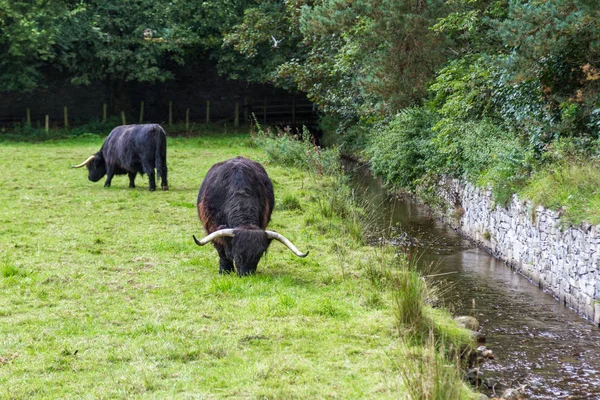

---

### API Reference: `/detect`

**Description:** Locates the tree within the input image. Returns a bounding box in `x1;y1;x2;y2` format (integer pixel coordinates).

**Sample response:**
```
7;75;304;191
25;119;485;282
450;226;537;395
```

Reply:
222;0;451;123
0;0;68;91
431;0;600;146
219;0;307;87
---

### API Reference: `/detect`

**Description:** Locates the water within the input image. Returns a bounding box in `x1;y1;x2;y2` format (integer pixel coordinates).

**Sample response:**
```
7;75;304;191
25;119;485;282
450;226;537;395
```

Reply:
347;162;600;399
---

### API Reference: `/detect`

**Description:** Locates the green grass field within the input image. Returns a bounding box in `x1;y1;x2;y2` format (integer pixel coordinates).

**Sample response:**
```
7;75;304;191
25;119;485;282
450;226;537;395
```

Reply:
0;133;473;399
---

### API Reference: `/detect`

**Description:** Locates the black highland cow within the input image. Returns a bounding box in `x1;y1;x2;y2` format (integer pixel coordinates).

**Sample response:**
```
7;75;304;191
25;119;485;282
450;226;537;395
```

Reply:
193;156;308;275
73;124;168;191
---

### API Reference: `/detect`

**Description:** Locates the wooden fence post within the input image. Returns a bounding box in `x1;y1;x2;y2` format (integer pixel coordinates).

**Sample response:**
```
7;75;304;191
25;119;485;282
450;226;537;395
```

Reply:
206;100;210;124
234;102;239;127
169;101;173;127
26;108;31;127
103;103;107;123
64;106;69;128
186;108;190;132
121;111;126;125
139;101;144;124
292;94;296;125
45;115;49;133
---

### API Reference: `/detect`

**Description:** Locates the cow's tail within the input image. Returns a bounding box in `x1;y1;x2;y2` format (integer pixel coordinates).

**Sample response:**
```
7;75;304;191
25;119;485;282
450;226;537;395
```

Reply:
155;125;168;190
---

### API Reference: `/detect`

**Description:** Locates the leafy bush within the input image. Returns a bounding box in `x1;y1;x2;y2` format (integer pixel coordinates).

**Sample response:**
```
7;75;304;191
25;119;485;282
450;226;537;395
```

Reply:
367;108;438;190
319;114;372;158
435;118;529;181
366;103;534;206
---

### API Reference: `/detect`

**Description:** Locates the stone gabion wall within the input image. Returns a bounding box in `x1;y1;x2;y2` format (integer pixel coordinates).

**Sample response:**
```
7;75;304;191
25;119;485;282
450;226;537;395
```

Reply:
436;178;600;324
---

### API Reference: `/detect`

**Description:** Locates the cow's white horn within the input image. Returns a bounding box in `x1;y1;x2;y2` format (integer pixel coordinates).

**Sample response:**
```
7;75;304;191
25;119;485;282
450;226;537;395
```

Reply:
265;231;309;257
72;155;96;168
193;229;236;246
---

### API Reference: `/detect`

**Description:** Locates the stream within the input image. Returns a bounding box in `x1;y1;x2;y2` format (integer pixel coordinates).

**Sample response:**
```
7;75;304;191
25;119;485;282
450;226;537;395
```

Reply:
347;162;600;399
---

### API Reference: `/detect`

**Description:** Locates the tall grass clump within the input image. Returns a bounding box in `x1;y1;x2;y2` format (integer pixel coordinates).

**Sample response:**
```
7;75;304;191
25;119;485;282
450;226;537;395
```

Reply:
394;264;429;333
398;332;466;400
252;115;340;176
366;245;473;398
520;160;600;225
367;247;440;338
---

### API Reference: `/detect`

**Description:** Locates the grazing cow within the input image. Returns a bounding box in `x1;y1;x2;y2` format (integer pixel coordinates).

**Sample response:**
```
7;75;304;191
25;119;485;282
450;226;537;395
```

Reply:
193;156;308;275
73;124;168;191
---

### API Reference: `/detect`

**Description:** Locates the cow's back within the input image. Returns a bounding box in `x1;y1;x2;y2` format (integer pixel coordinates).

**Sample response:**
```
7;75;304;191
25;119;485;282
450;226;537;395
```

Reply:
198;157;274;232
102;124;165;169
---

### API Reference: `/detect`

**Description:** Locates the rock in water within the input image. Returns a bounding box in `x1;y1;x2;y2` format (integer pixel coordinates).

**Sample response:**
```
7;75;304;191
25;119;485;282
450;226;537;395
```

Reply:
455;315;480;331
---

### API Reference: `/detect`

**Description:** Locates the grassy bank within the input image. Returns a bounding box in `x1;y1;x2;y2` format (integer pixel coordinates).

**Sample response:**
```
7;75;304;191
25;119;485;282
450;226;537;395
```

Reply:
0;133;473;398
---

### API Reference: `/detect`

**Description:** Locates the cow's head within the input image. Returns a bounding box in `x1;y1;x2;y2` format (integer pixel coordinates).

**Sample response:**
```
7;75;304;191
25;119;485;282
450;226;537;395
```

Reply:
193;227;308;275
72;153;106;182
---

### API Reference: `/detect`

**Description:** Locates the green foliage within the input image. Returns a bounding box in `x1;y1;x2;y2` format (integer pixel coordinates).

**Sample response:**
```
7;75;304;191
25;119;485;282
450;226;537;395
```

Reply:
432;1;600;144
219;0;306;86
55;1;185;85
1;0;252;92
428;56;494;121
292;0;451;117
366;104;532;207
222;0;453;119
367;108;438;190
477;147;533;205
434;118;527;181
418;0;600;212
318;115;371;158
0;0;66;91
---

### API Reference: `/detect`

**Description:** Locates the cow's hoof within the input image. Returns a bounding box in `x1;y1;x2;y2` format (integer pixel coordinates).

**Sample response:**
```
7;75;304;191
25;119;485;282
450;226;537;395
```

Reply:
161;185;169;191
149;187;156;192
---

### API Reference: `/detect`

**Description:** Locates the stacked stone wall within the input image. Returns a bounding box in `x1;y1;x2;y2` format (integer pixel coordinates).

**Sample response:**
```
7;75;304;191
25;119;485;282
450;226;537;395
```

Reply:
437;178;600;324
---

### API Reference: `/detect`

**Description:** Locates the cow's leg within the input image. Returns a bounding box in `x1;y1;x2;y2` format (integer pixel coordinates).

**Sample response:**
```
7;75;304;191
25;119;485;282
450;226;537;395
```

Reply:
142;161;157;191
104;166;114;187
148;172;156;191
237;266;253;276
160;166;168;191
215;246;234;274
128;172;136;188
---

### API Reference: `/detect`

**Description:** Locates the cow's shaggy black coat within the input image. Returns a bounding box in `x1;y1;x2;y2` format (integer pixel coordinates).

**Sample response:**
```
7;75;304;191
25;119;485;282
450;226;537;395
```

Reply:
88;124;168;191
197;157;275;275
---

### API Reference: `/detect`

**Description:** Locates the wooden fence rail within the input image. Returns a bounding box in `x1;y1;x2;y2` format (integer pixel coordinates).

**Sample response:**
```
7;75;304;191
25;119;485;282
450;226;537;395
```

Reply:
2;96;317;131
